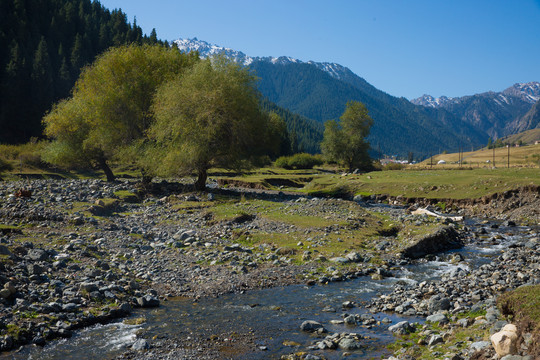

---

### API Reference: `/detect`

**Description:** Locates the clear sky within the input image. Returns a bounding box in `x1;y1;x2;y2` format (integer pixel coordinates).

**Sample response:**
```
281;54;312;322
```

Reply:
98;0;540;100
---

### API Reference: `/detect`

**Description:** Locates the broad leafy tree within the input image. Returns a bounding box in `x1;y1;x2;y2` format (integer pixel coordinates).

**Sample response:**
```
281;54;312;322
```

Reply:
43;44;198;181
267;112;292;158
148;57;273;190
321;100;373;171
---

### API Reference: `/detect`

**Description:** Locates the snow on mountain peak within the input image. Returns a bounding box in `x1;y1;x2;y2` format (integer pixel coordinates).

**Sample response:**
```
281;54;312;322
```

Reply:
411;94;456;108
412;81;540;108
173;38;346;79
502;81;540;103
174;38;253;65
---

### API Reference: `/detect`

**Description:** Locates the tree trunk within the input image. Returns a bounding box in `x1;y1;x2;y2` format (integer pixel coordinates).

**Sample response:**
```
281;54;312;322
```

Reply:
194;168;207;191
98;157;115;182
347;159;354;173
141;169;152;186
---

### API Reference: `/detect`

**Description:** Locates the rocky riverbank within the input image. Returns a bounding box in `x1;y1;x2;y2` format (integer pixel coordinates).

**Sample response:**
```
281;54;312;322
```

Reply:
0;178;328;354
0;178;537;359
368;223;540;360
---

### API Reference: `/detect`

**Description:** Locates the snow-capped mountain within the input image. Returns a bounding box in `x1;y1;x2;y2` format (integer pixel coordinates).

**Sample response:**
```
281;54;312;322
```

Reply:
411;82;540;139
174;38;254;65
411;94;457;108
501;82;540;103
173;38;490;157
412;82;540;109
173;38;349;81
174;37;538;152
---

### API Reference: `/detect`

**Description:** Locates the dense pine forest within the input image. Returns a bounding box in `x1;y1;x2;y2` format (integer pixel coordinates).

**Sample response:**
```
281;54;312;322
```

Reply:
0;0;165;144
260;98;324;154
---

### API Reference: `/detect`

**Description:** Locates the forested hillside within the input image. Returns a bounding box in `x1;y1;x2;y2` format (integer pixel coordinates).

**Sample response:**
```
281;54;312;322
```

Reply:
0;0;164;144
506;98;540;135
260;98;323;154
250;60;487;157
412;83;540;139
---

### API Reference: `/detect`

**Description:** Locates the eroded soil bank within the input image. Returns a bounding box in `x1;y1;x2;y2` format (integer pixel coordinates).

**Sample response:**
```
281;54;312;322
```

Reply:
364;185;540;225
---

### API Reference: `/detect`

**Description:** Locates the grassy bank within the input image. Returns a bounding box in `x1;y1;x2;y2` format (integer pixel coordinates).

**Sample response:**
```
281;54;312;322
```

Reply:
498;285;540;357
2;140;538;203
302;168;540;200
415;142;540;169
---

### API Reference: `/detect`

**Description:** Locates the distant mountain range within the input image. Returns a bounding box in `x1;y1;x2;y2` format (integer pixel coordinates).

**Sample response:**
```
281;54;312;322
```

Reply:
412;83;540;140
175;38;538;157
516;98;540;133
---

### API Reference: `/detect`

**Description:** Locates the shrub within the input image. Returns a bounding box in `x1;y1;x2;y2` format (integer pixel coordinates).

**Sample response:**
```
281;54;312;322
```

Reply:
383;162;406;170
0;140;47;168
274;156;290;169
0;157;13;175
0;157;12;180
274;153;323;169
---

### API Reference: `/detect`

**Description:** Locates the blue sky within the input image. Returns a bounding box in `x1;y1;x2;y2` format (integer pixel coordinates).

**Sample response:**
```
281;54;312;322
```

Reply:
99;0;540;100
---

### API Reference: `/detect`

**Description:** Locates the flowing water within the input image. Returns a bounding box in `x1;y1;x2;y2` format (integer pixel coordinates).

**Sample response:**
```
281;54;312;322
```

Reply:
7;222;538;360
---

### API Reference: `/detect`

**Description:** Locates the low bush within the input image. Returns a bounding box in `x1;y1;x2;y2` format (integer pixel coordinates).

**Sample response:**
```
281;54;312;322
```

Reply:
0;157;13;178
383;162;406;171
0;140;48;168
274;153;323;170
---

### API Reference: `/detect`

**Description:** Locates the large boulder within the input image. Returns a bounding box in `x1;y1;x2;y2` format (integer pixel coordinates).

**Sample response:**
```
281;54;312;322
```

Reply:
300;320;325;333
28;248;49;261
136;295;160;308
427;295;452;313
0;245;12;257
426;313;448;324
345;252;363;263
131;338;149;350
388;321;414;335
491;324;519;357
338;337;363;350
400;226;463;259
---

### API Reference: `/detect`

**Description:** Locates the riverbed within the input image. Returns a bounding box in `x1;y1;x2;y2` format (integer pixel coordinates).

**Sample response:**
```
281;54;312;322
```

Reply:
10;220;537;360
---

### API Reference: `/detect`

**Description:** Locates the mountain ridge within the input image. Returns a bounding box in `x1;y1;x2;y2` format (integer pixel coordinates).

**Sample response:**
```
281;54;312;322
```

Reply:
174;38;353;83
174;38;488;157
412;82;540;108
411;82;540;139
173;38;538;157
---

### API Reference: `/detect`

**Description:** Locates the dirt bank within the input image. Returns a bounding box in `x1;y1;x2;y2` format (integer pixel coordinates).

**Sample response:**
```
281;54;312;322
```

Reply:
368;185;540;225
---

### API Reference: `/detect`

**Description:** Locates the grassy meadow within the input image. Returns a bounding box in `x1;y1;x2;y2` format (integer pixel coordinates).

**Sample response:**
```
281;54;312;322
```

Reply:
415;142;540;169
1;141;539;201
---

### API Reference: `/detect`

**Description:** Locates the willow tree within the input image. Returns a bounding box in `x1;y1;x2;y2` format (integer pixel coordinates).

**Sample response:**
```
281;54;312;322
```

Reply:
148;57;271;190
321;100;373;171
43;44;199;181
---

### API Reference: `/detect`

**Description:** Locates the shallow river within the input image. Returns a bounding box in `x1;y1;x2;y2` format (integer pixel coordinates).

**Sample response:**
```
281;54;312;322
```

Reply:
8;222;538;360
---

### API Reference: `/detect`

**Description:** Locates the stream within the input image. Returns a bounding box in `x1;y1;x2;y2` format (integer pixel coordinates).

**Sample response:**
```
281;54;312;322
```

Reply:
7;221;538;360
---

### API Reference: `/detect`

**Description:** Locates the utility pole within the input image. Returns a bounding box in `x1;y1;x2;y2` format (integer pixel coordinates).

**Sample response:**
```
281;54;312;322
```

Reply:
507;145;510;168
493;146;495;168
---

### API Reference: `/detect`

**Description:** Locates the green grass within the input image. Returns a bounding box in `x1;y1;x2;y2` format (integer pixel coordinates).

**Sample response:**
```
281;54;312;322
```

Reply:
390;322;491;359
498;285;540;324
303;168;540;200
113;190;139;202
205;196;447;264
0;224;20;230
416;142;540;168
213;164;539;201
498;285;540;357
